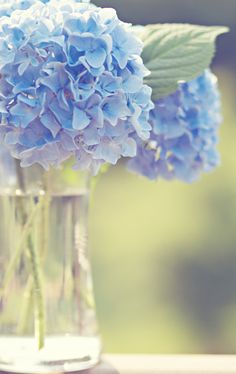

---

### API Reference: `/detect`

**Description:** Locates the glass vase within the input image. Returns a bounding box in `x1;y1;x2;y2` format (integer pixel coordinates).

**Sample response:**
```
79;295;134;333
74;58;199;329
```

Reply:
0;148;101;373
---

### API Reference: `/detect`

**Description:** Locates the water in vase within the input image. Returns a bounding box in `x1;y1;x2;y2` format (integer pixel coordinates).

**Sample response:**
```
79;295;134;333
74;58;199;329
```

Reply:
0;192;101;373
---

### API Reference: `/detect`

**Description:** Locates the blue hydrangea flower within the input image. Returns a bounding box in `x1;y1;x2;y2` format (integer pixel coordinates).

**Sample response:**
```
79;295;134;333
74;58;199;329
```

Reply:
127;70;222;182
0;0;153;174
0;0;90;18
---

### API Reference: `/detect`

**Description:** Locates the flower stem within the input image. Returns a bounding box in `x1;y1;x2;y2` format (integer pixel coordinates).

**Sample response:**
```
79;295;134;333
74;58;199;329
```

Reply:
27;230;45;350
42;172;51;258
31;172;51;350
14;160;46;350
17;276;33;335
0;197;44;298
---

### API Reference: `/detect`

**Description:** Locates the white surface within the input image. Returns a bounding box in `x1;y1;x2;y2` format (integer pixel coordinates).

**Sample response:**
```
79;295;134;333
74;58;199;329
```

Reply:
106;354;236;374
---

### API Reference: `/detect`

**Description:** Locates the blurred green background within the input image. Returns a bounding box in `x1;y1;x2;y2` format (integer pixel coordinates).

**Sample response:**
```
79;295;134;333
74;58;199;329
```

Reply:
90;0;236;354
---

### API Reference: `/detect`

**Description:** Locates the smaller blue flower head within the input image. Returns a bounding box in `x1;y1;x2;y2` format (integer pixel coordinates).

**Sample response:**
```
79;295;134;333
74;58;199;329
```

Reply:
0;0;153;174
127;70;222;183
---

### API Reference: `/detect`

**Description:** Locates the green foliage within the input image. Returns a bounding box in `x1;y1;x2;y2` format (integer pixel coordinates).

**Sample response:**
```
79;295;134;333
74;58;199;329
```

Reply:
138;24;229;99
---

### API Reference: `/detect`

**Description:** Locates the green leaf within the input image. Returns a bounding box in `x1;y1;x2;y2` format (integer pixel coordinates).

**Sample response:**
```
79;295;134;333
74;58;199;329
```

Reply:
138;24;229;100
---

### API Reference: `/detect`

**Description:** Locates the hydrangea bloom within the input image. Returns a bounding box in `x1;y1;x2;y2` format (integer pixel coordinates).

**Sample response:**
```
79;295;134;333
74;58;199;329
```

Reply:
0;0;90;18
0;0;153;174
127;70;222;182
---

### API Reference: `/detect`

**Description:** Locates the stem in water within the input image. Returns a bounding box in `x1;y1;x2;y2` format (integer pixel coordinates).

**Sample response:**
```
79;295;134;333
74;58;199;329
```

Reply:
14;160;46;350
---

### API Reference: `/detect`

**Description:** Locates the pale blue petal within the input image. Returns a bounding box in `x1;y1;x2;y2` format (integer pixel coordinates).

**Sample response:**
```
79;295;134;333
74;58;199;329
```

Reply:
72;106;90;130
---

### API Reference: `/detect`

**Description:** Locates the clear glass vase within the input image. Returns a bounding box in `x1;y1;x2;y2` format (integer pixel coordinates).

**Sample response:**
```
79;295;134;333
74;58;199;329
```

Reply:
0;148;101;373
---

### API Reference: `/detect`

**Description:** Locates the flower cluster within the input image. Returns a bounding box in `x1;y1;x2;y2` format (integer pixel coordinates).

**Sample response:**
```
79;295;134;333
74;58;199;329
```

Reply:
127;70;222;182
0;0;90;18
0;0;153;173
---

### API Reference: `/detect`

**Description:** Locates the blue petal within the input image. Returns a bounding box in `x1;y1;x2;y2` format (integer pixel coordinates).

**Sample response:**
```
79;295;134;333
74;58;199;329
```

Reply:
72;106;90;130
85;47;106;68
